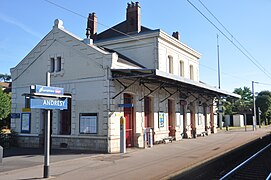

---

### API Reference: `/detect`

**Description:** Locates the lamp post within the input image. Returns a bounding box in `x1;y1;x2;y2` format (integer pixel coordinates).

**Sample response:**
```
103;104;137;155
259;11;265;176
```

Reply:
252;81;258;131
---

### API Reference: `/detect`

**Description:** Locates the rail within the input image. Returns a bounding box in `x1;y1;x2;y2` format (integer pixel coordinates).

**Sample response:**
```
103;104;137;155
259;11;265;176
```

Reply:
220;143;271;180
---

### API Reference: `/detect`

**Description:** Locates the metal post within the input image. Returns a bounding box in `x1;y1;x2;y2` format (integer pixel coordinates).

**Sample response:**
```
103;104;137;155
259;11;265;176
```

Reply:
219;100;223;129
44;72;50;178
252;81;256;131
217;34;221;90
244;113;247;132
148;128;153;148
258;107;261;128
217;35;222;130
120;116;126;153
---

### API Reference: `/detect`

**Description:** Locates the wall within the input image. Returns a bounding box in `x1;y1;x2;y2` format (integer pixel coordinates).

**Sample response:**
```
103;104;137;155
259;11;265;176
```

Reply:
10;26;114;152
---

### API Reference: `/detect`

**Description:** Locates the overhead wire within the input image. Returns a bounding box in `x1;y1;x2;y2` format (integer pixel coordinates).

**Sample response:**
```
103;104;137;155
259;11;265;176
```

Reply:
44;0;271;88
200;63;252;83
186;0;271;80
43;0;144;42
197;0;271;78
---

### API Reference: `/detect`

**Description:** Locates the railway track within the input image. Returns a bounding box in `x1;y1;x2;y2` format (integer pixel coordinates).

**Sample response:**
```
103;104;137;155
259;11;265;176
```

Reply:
220;143;271;179
171;134;271;180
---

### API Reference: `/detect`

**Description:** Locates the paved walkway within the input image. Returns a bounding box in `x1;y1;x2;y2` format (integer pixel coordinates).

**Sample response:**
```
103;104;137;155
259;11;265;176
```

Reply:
0;126;270;180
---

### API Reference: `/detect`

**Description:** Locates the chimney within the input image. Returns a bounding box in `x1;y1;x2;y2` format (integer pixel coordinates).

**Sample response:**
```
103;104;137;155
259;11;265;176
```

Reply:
172;31;180;41
86;12;97;39
126;2;141;33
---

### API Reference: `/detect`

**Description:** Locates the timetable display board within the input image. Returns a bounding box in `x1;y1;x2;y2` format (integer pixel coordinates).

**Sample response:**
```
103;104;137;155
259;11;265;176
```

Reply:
79;113;98;134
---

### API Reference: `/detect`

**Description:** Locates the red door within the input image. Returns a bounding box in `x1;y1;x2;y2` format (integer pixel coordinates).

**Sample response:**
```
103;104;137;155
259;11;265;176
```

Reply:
124;94;134;147
168;100;175;137
144;96;151;128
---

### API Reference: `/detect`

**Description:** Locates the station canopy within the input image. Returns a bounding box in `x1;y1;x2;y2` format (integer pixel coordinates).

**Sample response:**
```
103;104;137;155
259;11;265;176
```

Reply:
111;69;240;100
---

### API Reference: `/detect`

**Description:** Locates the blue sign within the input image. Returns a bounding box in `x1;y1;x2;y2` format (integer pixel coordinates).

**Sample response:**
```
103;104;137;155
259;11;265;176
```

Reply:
31;85;64;95
11;113;21;118
118;104;133;108
30;98;68;109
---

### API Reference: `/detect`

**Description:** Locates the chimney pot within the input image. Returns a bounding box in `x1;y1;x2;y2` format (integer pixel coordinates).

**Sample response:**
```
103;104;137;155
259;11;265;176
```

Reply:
86;12;97;39
172;31;180;41
126;1;141;33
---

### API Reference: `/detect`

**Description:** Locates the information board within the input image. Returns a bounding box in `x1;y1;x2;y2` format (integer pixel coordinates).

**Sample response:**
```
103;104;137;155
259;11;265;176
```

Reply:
21;113;31;133
79;113;97;134
159;112;165;128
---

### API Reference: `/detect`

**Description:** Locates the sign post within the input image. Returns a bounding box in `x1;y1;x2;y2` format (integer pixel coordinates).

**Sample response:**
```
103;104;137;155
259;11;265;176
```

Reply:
22;72;71;179
44;72;50;178
120;116;126;153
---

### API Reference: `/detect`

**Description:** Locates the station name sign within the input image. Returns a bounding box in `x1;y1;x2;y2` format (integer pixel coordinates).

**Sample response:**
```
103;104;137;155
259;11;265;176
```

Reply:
30;85;64;95
30;98;67;109
29;85;68;110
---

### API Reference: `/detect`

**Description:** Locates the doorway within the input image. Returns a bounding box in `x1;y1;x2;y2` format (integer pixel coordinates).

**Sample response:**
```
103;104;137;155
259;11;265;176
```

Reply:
124;93;135;147
144;96;153;128
60;97;71;135
144;96;154;143
190;102;196;138
168;99;175;137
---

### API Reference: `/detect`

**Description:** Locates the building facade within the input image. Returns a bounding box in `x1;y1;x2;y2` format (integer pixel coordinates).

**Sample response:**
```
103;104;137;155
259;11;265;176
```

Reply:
10;2;238;153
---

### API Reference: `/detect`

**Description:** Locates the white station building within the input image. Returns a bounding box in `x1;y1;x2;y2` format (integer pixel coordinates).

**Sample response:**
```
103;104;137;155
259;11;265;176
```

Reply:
10;2;239;153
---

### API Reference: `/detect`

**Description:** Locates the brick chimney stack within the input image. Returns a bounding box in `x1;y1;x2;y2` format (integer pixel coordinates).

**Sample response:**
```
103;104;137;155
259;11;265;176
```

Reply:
172;31;180;41
86;12;97;39
126;2;141;33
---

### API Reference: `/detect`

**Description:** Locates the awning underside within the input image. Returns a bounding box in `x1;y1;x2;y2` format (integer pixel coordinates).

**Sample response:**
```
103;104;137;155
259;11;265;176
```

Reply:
111;69;240;99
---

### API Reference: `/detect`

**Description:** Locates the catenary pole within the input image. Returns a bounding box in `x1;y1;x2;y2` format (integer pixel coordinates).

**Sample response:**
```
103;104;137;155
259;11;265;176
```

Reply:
217;35;222;129
252;81;256;131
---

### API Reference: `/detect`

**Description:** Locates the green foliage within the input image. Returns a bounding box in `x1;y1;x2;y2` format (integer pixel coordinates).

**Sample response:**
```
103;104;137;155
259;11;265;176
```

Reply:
0;128;18;148
0;73;11;82
222;87;253;115
232;87;253;114
0;88;11;120
256;90;271;124
222;99;233;115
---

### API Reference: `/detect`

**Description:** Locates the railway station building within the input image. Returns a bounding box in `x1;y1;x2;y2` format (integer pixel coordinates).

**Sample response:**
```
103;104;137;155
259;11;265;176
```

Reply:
10;2;239;153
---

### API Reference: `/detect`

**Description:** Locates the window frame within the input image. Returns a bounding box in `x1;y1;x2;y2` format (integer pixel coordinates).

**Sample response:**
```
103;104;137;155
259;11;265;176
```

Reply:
179;60;184;77
190;64;194;80
168;55;173;74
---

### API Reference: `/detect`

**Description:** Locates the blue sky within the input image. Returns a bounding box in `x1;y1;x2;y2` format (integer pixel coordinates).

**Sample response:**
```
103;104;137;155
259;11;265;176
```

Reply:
1;0;271;93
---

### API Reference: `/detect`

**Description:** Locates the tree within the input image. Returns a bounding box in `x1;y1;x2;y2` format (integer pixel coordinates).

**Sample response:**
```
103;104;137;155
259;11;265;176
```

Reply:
256;90;271;125
0;73;11;82
232;87;253;114
0;88;11;120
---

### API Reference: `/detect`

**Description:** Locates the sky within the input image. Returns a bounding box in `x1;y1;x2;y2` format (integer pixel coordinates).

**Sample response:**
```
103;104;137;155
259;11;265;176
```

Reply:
1;0;271;94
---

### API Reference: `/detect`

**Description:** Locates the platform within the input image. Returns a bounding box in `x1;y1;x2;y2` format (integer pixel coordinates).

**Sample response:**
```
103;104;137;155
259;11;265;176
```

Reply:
0;126;270;180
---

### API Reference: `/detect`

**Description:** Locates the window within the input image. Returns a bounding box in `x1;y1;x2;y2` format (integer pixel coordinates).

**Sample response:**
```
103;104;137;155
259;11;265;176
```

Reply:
179;61;184;77
50;58;55;72
56;57;61;72
60;97;71;135
49;56;62;73
168;56;173;74
190;65;194;80
79;113;98;134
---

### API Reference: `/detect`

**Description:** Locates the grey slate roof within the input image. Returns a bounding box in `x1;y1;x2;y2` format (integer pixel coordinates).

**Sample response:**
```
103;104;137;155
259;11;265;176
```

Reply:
96;21;154;41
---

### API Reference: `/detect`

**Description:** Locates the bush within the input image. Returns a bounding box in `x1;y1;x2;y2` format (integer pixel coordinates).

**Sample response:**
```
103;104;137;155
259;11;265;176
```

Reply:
0;127;18;148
